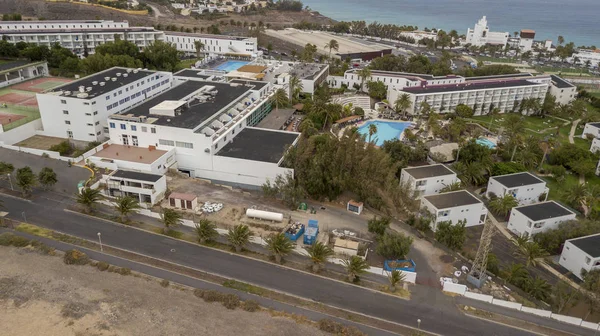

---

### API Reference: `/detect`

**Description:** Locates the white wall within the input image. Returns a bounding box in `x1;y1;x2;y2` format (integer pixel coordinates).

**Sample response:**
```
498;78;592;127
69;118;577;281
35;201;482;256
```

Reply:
591;138;600;153
0;119;43;145
486;177;548;205
400;170;459;197
582;123;600;139
559;238;600;280
549;83;576;105
0;20;129;31
507;205;576;238
208;155;293;187
422;197;487;230
164;33;257;56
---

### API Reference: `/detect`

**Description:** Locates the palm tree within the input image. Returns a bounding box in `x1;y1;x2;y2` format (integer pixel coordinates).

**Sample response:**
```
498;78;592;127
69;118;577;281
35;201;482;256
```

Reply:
272;88;288;113
368;123;378;143
161;208;182;232
440;181;462;192
525;276;552;301
501;263;528;285
307;242;334;273
562;183;587;210
557;35;564;46
488;194;518;218
418;101;431;119
342;255;370;282
265;232;294;263
193;40;204;59
356;67;371;92
454;161;486;186
227;224;251;252
515;241;548;267
76;188;101;213
488;107;500;131
289;75;303;103
324;39;339;60
195;218;218;244
387;269;406;292
113;196;141;222
394;93;412;118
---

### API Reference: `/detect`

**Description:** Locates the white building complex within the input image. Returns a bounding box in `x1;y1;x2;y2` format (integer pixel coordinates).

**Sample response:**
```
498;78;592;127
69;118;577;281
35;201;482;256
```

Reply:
571;49;600;66
486;172;549;205
560;234;600;280
507;201;576;238
104;77;299;188
164;32;258;57
548;75;577;105
507;30;536;52
0;20;163;56
465;16;509;47
582;122;600;139
102;169;167;205
400;164;459;197
421;190;488;230
36;67;173;142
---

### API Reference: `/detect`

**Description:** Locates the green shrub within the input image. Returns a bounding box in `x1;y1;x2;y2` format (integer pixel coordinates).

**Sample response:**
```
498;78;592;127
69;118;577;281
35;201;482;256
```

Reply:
96;262;110;271
107;265;117;272
202;290;224;302
116;267;131;276
49;141;74;156
160;279;170;287
63;249;90;265
318;319;344;333
0;232;17;246
221;293;240;310
242;300;260;312
11;235;31;247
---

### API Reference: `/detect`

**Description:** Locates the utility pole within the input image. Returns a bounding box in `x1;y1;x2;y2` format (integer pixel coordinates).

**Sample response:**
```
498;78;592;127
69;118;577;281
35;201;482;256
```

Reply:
468;218;495;288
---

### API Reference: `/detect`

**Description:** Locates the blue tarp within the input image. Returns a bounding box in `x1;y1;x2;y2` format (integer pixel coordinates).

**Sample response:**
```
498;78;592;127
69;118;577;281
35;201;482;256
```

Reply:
384;259;416;272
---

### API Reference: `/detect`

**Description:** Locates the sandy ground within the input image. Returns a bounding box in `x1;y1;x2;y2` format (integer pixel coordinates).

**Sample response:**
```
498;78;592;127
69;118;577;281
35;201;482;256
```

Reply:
0;246;328;336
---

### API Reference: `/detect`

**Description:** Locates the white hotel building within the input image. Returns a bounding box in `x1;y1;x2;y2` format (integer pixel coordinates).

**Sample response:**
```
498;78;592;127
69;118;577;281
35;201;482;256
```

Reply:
465;16;509;47
164;32;258;57
36;67;173;142
0;20;163;56
104;77;299;188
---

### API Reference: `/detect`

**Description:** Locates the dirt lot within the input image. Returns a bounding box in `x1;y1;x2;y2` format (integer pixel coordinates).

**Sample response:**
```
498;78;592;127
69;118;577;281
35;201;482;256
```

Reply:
0;246;328;336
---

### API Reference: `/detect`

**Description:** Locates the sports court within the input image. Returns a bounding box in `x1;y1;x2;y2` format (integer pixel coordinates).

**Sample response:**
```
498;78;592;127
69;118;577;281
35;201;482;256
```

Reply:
11;77;72;93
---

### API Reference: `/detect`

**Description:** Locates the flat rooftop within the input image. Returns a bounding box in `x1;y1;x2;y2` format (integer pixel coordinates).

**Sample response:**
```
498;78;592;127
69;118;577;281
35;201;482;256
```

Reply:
403;164;455;179
0;60;37;73
514;201;574;221
216;127;299;163
91;144;169;164
464;73;533;81
174;69;211;80
550;75;575;89
491;172;545;188
350;69;436;80
111;170;163;183
230;79;269;90
0;27;159;34
163;31;251;41
569;234;600;258
48;67;156;99
586;122;600;129
402;79;540;95
256;108;295;130
122;80;251;129
265;29;388;55
424;190;482;209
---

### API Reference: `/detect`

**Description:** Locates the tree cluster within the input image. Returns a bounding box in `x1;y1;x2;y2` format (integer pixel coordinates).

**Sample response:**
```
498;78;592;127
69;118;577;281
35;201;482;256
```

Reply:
368;54;452;76
459;64;520;77
534;219;600;254
434;220;466;251
274;0;303;11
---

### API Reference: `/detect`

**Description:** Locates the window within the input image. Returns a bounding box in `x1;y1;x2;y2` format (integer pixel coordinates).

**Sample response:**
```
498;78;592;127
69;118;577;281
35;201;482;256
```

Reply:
67;131;73;138
97;131;101;135
118;90;122;95
63;110;69;115
84;102;89;105
95;121;100;125
85;113;91;116
120;124;126;130
151;128;156;134
131;125;137;131
176;141;193;149
109;122;116;128
159;139;175;146
87;123;93;126
93;111;98;115
586;256;592;265
132;136;139;146
141;126;147;132
65;120;71;125
122;135;129;145
60;99;66;104
106;95;110;100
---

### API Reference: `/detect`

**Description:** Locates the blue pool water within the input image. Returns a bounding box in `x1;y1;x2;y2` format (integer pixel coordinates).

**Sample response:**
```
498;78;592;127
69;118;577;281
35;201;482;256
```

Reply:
214;60;249;72
357;121;412;146
476;138;497;149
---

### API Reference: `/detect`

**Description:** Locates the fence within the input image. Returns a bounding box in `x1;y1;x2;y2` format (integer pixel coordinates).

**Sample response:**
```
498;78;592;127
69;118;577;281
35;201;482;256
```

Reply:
443;283;600;331
0;140;108;163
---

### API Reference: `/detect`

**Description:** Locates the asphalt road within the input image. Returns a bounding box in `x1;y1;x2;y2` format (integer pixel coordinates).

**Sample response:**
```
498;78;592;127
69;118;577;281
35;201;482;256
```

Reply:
0;194;555;336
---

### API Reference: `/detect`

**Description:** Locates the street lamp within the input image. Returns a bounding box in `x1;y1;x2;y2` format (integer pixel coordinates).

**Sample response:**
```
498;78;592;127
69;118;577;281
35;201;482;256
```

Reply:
21;211;26;223
97;232;103;252
7;173;13;190
417;319;422;330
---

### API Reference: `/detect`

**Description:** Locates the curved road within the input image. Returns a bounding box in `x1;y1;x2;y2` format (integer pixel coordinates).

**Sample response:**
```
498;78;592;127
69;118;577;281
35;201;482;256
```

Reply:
3;194;594;336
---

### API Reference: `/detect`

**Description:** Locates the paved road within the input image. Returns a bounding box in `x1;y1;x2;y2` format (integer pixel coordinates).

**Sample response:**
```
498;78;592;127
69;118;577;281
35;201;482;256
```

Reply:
0;194;560;336
0;148;90;193
1;228;397;336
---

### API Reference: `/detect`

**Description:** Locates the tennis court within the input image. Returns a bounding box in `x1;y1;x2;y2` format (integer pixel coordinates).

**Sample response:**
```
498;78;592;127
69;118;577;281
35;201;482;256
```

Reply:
11;77;72;93
0;92;35;105
0;112;25;125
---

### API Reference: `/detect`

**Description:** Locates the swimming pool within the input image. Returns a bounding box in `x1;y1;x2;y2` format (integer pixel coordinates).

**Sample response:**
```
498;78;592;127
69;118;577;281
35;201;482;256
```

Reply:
476;138;497;149
214;60;249;72
357;120;412;146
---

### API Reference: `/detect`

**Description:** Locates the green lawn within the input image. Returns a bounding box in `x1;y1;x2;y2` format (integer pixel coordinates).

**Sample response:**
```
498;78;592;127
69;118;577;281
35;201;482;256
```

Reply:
176;58;202;71
536;66;590;75
476;56;519;64
469;115;565;136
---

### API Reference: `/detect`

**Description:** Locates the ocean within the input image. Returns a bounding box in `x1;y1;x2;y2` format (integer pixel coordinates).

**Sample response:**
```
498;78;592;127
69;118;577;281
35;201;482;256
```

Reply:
301;0;599;47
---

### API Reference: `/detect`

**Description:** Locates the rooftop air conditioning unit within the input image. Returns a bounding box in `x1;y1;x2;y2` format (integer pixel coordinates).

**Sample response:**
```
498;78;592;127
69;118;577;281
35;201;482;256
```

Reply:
78;86;85;93
123;73;128;77
100;82;105;86
104;76;110;81
92;81;98;85
77;92;88;98
126;69;132;73
116;73;121;77
63;91;71;96
111;77;117;81
133;69;138;74
86;87;92;92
